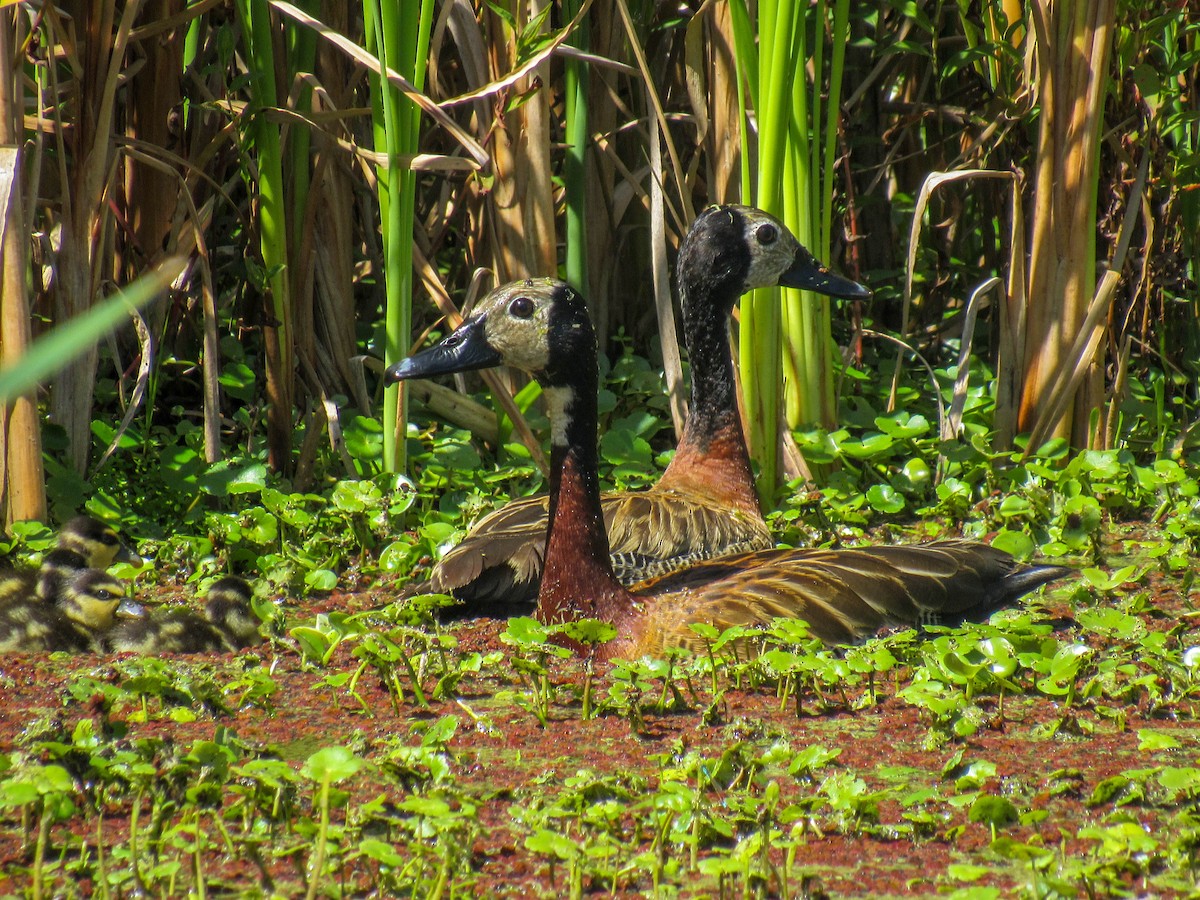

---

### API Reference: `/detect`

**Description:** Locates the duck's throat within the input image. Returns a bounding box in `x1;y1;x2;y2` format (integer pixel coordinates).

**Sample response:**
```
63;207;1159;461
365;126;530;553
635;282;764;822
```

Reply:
538;386;636;631
658;320;759;513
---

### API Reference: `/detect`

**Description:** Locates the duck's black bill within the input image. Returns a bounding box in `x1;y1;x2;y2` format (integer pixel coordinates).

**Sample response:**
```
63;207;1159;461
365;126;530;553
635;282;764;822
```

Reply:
780;246;872;300
385;316;501;382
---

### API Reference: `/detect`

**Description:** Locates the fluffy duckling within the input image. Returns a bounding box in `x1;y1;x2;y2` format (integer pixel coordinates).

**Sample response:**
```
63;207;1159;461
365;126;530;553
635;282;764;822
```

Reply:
0;569;146;653
56;515;142;569
108;576;262;654
37;548;92;603
0;515;141;605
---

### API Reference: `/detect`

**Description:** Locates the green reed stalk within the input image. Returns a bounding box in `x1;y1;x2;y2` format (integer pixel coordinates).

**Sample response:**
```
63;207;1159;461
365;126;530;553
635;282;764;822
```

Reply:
782;0;850;431
233;0;293;470
563;0;588;292
734;0;850;497
286;0;317;251
368;0;433;472
735;0;797;499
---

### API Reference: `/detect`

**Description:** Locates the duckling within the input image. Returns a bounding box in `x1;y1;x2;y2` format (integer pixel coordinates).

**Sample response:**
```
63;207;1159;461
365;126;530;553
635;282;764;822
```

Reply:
204;577;263;648
0;569;146;653
108;576;261;654
387;280;1073;660
415;206;871;609
0;515;141;605
56;515;142;569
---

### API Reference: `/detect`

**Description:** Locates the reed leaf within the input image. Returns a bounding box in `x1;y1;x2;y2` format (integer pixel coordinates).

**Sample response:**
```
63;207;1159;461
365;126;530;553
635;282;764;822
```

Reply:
0;259;185;403
233;0;294;471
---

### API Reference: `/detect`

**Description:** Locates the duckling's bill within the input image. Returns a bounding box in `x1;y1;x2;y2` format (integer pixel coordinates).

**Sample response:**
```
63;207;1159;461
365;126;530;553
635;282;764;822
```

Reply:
116;598;147;620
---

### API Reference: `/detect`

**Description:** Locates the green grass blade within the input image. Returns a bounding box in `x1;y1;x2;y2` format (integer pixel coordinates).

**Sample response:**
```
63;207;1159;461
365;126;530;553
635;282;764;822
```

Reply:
0;259;185;403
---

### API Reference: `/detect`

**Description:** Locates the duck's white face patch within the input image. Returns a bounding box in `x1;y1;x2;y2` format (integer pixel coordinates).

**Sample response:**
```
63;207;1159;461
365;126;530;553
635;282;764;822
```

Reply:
477;282;556;374
738;208;802;292
464;279;593;444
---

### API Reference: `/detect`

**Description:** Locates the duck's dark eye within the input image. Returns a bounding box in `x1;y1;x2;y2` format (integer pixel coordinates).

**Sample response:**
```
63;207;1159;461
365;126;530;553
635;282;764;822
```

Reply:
508;296;535;319
756;223;778;245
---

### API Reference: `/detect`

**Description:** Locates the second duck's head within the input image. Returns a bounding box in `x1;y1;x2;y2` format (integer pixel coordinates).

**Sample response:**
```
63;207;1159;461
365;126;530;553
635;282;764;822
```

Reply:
678;205;871;308
386;279;593;389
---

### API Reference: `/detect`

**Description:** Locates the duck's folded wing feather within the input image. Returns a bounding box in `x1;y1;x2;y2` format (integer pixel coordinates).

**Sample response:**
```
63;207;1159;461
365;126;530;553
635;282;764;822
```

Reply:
628;541;1071;655
418;487;774;608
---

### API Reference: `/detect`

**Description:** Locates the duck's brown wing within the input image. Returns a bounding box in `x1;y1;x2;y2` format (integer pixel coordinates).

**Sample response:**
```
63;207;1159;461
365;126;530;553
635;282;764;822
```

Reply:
604;488;772;582
413;487;773;611
622;540;1072;657
417;494;552;609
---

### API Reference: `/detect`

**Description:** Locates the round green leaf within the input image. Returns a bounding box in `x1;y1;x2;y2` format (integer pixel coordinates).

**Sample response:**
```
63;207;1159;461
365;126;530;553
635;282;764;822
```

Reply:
301;746;364;784
969;794;1019;828
304;569;338;592
989;530;1034;558
866;484;906;514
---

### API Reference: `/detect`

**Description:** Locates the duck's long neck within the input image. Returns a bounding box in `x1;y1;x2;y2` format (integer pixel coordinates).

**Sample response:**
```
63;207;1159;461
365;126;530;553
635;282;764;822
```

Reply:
657;270;760;514
538;378;638;632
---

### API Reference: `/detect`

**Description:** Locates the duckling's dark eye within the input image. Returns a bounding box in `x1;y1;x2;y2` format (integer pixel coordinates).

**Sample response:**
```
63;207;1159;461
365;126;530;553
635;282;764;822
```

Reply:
508;296;535;319
756;223;778;245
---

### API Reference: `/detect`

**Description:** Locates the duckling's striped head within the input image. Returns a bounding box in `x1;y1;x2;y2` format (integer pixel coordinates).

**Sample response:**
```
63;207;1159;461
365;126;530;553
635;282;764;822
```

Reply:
59;570;145;631
682;205;871;303
207;576;254;605
58;515;140;568
37;548;89;601
205;576;261;642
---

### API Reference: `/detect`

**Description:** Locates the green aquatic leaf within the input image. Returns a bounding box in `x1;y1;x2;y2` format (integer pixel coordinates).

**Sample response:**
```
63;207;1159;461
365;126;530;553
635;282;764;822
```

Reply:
301;746;364;784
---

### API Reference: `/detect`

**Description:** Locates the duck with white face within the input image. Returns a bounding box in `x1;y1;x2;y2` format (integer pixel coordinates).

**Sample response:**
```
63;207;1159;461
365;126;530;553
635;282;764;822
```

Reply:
389;278;1071;660
394;206;872;612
